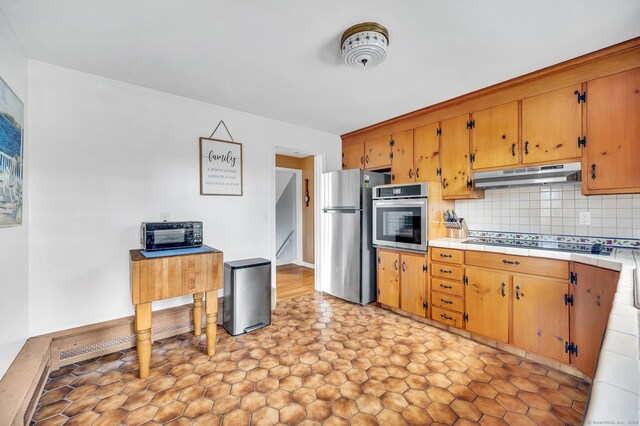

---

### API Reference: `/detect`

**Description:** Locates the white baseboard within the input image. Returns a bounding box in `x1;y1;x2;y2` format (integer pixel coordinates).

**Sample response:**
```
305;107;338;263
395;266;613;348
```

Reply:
299;261;315;269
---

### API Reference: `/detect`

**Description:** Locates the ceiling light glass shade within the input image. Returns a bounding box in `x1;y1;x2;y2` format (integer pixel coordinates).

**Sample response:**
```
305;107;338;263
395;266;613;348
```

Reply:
341;22;389;69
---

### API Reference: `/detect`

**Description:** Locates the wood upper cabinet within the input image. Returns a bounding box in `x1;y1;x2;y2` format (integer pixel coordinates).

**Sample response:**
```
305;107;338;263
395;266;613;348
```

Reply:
342;142;364;169
364;135;392;170
569;262;620;377
512;274;569;363
414;122;441;183
471;102;519;170
522;85;582;164
377;250;399;308
440;114;472;197
465;267;510;342
391;130;415;184
400;253;428;317
585;68;640;193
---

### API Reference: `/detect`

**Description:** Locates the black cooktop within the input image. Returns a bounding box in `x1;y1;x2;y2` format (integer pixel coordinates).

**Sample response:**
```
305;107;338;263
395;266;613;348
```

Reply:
463;237;612;256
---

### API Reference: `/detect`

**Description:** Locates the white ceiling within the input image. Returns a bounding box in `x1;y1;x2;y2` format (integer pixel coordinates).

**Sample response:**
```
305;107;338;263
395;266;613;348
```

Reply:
1;0;639;135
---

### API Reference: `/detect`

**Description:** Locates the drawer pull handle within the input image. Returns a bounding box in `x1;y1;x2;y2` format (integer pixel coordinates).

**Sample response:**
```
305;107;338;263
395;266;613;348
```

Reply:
440;269;452;274
441;313;453;321
439;254;453;258
439;284;453;289
440;299;453;305
501;282;505;297
515;285;521;300
502;259;520;265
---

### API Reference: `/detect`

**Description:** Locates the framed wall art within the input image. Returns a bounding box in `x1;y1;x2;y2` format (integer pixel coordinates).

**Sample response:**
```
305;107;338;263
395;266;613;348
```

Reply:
199;137;243;196
0;76;24;227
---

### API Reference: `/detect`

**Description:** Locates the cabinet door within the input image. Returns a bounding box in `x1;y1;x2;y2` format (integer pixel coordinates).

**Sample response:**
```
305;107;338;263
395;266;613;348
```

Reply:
343;142;364;170
471;102;519;170
414;122;441;182
440;114;472;197
570;263;619;377
377;250;399;308
512;275;569;363
400;253;427;317
522;85;583;164
585;68;640;192
391;130;415;184
365;135;392;170
465;267;510;342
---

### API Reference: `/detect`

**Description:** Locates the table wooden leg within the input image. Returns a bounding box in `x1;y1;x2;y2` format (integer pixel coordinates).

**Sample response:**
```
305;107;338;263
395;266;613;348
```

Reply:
135;302;152;379
205;291;218;356
193;292;204;336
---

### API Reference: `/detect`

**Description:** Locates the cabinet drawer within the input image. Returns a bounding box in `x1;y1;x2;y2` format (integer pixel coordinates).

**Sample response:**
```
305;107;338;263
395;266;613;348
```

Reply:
432;306;464;328
431;263;464;281
431;291;464;313
431;277;464;297
465;250;568;280
431;248;463;264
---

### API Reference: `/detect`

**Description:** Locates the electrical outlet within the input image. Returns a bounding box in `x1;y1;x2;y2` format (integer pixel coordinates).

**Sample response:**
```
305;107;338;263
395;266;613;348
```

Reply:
160;212;170;222
579;211;591;226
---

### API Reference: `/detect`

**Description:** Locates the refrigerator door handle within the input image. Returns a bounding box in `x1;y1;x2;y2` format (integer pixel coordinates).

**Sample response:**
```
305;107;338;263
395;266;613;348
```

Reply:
323;208;361;213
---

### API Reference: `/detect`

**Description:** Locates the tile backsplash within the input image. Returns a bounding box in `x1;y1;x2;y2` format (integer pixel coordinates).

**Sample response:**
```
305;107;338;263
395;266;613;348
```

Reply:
454;184;640;239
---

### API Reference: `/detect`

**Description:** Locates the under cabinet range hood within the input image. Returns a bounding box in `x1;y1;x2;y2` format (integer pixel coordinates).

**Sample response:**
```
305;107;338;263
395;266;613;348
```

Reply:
474;162;582;189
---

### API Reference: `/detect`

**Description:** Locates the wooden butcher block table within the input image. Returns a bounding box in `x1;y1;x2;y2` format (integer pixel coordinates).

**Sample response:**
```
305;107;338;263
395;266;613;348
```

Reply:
129;247;223;378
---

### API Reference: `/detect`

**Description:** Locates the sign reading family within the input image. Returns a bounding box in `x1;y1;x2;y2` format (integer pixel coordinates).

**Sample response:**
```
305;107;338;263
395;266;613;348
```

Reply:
0;76;24;226
199;137;243;196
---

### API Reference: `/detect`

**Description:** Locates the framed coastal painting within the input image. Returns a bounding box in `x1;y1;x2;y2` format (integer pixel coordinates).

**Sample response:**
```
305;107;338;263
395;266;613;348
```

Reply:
199;137;243;196
0;76;23;227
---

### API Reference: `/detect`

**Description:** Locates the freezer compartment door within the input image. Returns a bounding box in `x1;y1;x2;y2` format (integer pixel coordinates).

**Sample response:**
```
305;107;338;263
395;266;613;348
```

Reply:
321;209;362;304
322;169;362;209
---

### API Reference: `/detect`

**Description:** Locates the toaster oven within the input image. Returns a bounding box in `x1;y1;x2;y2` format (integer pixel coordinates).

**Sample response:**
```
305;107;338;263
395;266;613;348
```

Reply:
141;221;203;251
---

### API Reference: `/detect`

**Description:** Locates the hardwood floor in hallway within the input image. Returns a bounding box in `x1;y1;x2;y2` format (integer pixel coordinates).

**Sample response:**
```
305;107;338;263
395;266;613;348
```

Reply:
276;264;315;302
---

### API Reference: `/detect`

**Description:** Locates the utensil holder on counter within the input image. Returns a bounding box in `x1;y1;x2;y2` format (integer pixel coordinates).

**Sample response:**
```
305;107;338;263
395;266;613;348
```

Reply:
443;218;469;239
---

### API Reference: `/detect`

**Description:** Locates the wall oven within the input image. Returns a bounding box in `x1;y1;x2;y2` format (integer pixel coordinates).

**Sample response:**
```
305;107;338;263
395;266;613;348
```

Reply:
373;183;428;252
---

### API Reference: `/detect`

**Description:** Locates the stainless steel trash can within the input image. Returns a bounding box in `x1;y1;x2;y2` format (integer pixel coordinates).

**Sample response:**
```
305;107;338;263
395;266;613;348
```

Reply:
223;258;272;336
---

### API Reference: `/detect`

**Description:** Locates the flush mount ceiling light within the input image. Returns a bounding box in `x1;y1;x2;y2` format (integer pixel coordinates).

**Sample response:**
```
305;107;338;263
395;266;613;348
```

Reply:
341;22;389;69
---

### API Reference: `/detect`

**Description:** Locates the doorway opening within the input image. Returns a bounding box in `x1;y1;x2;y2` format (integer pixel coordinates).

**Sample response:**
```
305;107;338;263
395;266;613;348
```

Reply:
274;152;316;302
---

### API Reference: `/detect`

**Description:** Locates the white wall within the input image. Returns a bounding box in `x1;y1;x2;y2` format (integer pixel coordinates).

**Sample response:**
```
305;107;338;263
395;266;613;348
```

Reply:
275;171;296;265
456;184;640;239
28;60;340;336
0;10;29;378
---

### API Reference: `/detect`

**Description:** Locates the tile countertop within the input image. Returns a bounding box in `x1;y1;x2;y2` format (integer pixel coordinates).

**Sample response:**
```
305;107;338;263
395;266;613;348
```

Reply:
429;238;640;423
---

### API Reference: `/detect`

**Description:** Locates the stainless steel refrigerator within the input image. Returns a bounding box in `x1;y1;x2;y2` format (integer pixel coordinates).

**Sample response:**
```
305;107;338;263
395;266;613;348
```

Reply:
320;169;389;304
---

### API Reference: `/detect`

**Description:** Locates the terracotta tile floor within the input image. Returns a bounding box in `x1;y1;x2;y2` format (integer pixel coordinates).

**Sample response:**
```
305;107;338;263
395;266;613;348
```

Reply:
33;292;589;425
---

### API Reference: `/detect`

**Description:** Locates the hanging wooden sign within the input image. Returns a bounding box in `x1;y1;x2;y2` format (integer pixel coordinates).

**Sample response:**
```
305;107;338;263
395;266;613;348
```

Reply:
199;137;243;196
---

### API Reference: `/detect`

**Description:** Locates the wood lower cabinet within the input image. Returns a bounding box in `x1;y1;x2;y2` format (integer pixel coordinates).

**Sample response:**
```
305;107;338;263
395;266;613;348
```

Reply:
400;253;428;317
569;262;620;377
414;122;441;183
391;129;415;184
365;135;392;170
377;250;400;308
342;142;364;169
465;267;510;342
471;102;519;170
512;274;570;363
585;68;640;193
522;85;583;165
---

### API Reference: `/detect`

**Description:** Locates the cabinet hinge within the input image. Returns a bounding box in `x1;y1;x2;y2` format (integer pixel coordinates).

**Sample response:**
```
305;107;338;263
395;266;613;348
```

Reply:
422;301;428;309
565;341;578;356
570;272;577;284
466;178;473;189
577;136;586;148
463;313;469;322
574;90;587;104
463;275;468;285
377;288;381;295
436;128;442;136
470;153;476;163
389;139;395;147
564;294;574;306
436;168;442;176
377;255;381;264
389;151;394;159
466;120;475;129
422;265;428;273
